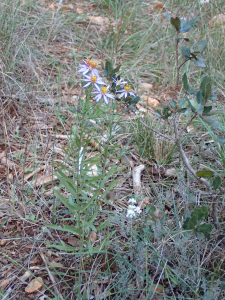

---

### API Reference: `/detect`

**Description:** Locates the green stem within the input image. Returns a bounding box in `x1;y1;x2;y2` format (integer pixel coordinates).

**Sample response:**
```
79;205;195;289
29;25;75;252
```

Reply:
176;32;180;90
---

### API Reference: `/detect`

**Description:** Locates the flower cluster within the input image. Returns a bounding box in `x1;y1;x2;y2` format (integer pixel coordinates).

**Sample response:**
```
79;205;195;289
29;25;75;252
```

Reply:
78;58;136;104
78;58;114;105
126;198;142;219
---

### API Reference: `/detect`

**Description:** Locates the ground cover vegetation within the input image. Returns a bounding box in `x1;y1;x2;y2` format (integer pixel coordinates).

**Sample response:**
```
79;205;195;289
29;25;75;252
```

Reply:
0;0;225;299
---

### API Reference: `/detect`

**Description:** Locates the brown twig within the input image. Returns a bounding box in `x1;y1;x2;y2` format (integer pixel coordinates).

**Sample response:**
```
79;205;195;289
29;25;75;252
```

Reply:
40;253;64;300
179;112;197;135
173;113;211;190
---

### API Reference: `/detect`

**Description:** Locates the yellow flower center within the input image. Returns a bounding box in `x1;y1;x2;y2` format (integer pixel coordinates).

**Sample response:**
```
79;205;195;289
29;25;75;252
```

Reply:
124;85;131;92
85;58;91;65
101;86;108;94
90;60;98;68
85;59;98;70
91;76;97;83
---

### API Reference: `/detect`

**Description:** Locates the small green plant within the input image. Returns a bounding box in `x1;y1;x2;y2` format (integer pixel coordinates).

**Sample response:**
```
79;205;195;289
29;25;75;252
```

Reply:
183;205;213;240
131;114;177;165
137;11;225;232
45;95;123;247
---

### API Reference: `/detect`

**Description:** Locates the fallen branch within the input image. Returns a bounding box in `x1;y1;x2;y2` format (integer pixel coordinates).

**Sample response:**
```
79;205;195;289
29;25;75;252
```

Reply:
40;253;64;300
132;164;145;195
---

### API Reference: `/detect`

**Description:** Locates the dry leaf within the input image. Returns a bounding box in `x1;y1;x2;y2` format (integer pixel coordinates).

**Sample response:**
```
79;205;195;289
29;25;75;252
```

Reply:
90;231;97;244
89;16;109;26
120;155;134;168
67;236;78;246
138;197;151;209
0;157;15;169
25;277;43;294
32;174;59;187
187;126;195;133
30;257;40;265
0;279;10;289
49;260;64;268
209;14;225;28
164;168;176;177
139;82;153;90
49;4;73;11
141;95;160;107
76;7;83;14
153;283;164;293
60;4;73;11
153;1;164;10
0;239;7;246
49;3;57;10
147;98;160;107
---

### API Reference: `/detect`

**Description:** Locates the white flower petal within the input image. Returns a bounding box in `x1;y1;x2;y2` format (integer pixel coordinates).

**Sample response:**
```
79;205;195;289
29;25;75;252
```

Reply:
126;209;136;218
106;93;114;99
135;206;142;214
128;198;137;204
118;92;124;99
95;94;102;102
103;95;109;105
83;82;91;88
116;89;125;93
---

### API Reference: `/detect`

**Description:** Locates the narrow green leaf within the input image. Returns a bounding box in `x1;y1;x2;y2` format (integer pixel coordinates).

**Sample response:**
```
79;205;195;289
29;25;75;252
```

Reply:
200;76;212;104
0;217;9;228
47;244;77;251
182;73;188;91
196;170;214;178
97;219;109;231
201;116;220;129
56;169;77;198
196;103;203;115
55;190;77;213
63;225;81;236
110;65;121;76
196;91;203;104
87;241;93;256
44;223;81;236
105;60;113;76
